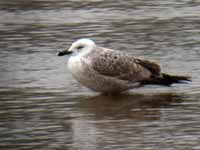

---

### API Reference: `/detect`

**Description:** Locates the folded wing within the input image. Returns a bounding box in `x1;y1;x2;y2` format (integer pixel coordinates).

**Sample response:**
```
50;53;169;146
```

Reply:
90;48;161;82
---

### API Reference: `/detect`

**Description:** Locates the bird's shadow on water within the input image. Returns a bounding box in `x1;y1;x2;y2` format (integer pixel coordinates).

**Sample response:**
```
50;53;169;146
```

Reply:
74;92;183;121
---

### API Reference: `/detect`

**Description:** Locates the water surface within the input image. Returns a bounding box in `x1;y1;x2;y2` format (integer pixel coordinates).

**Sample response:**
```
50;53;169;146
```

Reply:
0;0;200;149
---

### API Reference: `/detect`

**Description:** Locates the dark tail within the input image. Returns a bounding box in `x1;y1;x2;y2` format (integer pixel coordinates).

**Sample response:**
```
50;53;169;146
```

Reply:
142;73;191;86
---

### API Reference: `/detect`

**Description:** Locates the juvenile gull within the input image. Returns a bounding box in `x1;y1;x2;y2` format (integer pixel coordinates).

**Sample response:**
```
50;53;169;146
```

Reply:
57;39;190;93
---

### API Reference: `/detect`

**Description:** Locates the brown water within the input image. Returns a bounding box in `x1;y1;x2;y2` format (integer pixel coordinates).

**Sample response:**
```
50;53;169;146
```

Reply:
0;0;200;149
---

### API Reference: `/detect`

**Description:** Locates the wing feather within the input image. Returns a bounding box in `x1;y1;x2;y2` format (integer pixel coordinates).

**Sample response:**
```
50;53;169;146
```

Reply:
89;47;161;82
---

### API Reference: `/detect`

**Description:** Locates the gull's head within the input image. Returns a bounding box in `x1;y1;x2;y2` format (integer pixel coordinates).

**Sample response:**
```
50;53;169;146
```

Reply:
57;38;96;57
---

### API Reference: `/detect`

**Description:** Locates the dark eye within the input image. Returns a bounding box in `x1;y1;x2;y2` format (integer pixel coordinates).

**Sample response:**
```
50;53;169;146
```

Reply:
77;45;84;50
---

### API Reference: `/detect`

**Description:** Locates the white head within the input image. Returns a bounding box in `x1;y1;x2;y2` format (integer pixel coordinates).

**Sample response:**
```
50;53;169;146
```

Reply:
57;38;96;57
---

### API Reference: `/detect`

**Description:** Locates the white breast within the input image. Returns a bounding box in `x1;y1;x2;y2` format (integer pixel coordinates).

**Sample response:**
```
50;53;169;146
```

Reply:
67;56;83;76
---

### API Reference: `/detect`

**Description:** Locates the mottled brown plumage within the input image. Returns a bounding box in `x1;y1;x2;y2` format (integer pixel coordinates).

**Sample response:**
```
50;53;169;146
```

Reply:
58;39;191;93
88;46;160;82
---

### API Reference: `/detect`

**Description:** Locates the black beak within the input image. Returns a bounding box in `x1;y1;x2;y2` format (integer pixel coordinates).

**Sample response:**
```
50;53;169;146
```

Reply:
57;50;72;56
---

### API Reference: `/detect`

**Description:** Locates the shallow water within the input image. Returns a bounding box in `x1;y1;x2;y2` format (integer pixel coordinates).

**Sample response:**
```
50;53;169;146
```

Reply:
0;0;200;149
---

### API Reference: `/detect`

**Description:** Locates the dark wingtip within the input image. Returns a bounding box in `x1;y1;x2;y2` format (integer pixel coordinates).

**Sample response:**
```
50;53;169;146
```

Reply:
141;74;192;86
165;74;192;82
185;76;192;81
178;76;192;83
161;73;192;85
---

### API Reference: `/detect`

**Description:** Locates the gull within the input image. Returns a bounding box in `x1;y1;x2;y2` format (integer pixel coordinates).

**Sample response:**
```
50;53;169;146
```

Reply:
57;38;190;93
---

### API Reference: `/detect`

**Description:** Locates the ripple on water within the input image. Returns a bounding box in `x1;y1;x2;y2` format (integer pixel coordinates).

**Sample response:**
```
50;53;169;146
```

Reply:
0;0;200;150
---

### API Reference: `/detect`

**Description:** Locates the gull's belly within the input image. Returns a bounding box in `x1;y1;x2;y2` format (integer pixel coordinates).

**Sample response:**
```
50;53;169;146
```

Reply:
67;57;137;92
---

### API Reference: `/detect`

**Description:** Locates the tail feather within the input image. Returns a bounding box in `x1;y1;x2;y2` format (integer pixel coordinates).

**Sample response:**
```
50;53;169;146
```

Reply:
142;73;191;86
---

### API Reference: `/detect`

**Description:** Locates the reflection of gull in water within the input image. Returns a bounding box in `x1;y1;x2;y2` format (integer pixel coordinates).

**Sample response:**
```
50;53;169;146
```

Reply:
76;92;181;120
58;38;190;93
70;93;181;149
